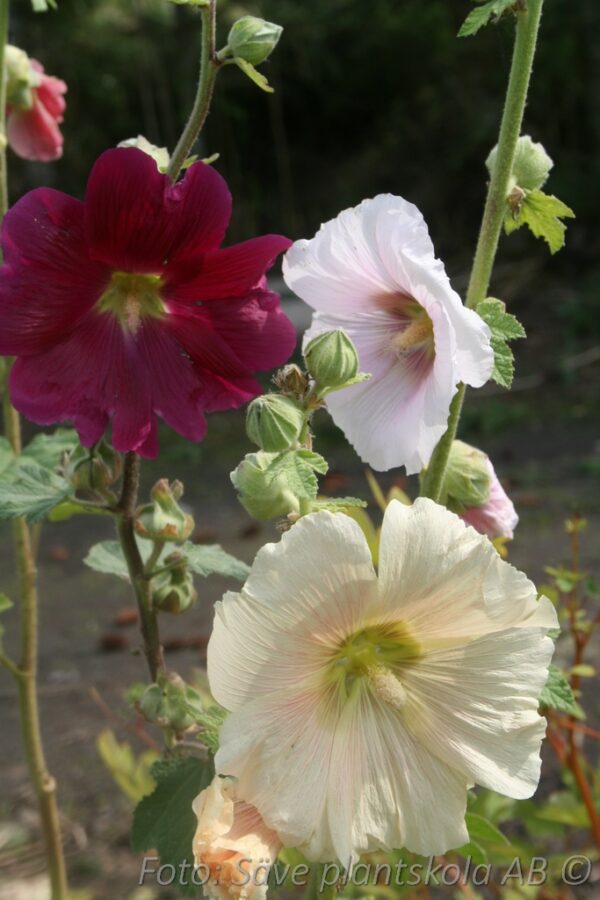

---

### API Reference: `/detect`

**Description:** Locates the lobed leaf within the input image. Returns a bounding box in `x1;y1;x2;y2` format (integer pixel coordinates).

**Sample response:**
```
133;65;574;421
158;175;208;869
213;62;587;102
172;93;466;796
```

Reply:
539;664;577;715
477;297;525;388
458;0;516;39
504;189;575;254
0;464;73;523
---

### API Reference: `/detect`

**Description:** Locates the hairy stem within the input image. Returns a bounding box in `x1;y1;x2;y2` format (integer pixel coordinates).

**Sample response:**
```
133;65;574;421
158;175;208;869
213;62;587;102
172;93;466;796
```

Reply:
166;0;219;182
116;452;165;681
420;0;544;502
0;1;68;896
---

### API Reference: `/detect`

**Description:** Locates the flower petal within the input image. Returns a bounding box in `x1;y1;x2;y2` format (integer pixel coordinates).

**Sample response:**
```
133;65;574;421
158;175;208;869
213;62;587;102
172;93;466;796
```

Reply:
0;188;109;355
378;499;557;643
208;511;379;711
7;93;64;162
403;625;555;798
84;148;232;271
165;235;292;304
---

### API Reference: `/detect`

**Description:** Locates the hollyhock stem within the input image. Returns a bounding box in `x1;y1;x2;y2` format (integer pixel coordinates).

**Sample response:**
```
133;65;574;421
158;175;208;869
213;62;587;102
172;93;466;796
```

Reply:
0;2;69;897
116;452;165;681
421;0;544;502
166;0;219;182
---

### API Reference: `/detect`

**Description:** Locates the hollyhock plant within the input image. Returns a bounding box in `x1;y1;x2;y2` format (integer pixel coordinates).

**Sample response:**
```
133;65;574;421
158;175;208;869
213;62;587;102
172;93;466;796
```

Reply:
461;456;519;540
193;776;282;900
5;46;67;162
283;195;494;474
208;499;556;862
0;147;295;456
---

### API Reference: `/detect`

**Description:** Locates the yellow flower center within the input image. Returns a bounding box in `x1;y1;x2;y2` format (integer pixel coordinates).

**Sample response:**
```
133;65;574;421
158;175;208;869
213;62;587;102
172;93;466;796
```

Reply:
391;300;435;357
325;622;421;702
97;271;166;334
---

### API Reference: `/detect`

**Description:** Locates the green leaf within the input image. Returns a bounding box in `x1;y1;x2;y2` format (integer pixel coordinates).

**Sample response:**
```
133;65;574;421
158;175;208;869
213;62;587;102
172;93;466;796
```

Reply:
234;57;274;93
504;189;575;254
196;705;228;753
131;756;213;892
21;429;79;471
0;464;73;523
466;812;511;846
31;0;58;10
266;450;328;501
458;0;516;38
539;664;577;715
180;543;249;581
84;539;249;582
477;297;526;388
96;730;158;804
455;839;487;866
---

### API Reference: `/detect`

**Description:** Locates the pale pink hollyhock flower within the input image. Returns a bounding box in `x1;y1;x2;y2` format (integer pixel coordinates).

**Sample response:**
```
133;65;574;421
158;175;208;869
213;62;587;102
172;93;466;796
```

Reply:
462;456;519;540
7;58;66;162
193;776;281;900
208;499;557;863
283;196;494;473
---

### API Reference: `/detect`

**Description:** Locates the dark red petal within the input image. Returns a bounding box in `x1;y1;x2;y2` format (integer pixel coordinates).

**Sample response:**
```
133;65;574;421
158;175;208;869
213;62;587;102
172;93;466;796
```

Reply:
196;288;296;371
0;189;109;355
165;234;292;303
9;313;155;455
84;149;232;272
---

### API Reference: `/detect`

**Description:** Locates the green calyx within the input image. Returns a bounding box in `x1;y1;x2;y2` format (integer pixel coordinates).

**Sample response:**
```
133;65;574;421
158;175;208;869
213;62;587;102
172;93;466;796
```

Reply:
97;272;166;333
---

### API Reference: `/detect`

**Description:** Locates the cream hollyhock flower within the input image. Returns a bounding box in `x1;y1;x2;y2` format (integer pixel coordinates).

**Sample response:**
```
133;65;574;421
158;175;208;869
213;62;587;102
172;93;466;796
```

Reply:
208;499;557;863
192;776;281;900
282;196;494;473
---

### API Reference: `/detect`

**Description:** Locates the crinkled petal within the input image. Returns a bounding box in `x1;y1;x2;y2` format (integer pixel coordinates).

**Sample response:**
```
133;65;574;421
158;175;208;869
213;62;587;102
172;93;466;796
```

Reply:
165;235;292;304
403;626;555;798
0;189;109;355
84;148;232;271
378;498;558;643
208;511;379;711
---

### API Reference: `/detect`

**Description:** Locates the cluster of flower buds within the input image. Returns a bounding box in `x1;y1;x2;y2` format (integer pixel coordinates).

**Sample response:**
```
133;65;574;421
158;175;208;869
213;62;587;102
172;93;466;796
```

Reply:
135;479;194;543
231;330;368;521
137;672;204;738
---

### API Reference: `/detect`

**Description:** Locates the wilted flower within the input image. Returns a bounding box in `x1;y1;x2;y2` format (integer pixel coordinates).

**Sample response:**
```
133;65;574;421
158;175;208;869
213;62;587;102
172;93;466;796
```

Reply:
0;148;295;456
283;195;493;473
209;499;556;862
193;775;282;900
5;46;66;162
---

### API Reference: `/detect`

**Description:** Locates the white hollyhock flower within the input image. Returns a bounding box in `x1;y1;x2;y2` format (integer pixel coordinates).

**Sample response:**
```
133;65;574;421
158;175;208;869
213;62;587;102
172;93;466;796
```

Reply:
208;499;557;863
192;776;281;900
282;196;494;473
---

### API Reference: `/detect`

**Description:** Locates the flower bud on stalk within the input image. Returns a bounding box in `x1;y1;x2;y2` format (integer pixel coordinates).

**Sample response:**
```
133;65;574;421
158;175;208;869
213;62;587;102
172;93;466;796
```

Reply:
231;451;300;521
304;329;360;392
65;441;123;492
246;394;305;452
227;16;283;66
135;479;194;542
487;134;553;194
139;672;203;735
151;552;197;614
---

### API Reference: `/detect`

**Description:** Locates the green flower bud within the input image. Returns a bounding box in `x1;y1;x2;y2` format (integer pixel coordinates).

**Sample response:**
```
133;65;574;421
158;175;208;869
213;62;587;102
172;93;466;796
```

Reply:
246;394;305;452
118;135;170;172
5;46;38;110
138;672;203;735
65;441;123;492
227;16;283;66
151;552;197;614
231;451;300;521
135;479;194;543
443;440;491;513
486;135;553;193
304;330;359;391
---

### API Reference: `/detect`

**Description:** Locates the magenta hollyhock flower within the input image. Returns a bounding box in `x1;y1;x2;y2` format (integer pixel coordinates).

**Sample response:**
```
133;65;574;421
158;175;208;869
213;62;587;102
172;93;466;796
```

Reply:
7;59;67;162
0;148;295;456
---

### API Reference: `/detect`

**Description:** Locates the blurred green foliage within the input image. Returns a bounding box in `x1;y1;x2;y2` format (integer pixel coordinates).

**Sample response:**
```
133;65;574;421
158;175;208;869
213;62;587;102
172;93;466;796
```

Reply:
8;0;599;267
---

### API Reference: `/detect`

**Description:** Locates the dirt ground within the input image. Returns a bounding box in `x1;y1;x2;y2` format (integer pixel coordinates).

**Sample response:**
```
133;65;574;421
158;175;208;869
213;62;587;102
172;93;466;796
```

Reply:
0;343;598;899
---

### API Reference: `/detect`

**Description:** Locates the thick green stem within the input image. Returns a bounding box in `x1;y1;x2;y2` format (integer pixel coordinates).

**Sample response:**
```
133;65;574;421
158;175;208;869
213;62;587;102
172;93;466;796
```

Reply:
116;452;165;681
420;0;544;502
166;0;219;182
0;1;68;896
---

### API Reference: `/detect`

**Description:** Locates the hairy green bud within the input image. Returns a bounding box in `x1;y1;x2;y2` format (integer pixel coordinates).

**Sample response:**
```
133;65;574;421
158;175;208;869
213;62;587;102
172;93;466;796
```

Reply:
231;451;299;521
487;135;553;194
151;552;197;614
227;16;283;66
304;329;360;391
246;394;305;452
443;440;491;513
135;479;194;543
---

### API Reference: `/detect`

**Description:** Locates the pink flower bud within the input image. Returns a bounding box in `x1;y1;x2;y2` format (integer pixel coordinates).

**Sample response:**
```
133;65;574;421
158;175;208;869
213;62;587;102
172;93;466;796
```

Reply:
461;457;518;540
6;57;66;162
